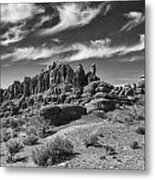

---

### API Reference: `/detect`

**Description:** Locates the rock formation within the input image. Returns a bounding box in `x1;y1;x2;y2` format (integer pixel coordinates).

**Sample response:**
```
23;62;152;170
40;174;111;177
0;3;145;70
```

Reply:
0;62;145;118
23;77;31;97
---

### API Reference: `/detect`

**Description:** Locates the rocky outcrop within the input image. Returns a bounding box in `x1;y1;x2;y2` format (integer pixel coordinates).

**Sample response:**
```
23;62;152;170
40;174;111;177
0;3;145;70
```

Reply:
85;98;116;113
136;75;145;94
23;77;31;97
40;104;87;126
110;84;135;97
84;81;114;96
0;63;75;105
0;61;145;116
0;89;4;105
50;63;75;86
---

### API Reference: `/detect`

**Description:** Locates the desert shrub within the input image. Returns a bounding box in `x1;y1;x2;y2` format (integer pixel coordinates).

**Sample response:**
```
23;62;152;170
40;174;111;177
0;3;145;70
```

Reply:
136;126;145;135
84;131;101;148
125;115;134;125
130;141;140;149
32;135;74;166
50;136;74;155
26;125;38;136
104;145;116;155
23;134;39;146
6;138;24;162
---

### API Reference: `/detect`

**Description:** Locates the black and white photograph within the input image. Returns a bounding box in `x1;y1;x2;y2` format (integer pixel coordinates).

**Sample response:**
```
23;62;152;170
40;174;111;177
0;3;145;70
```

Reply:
0;0;145;170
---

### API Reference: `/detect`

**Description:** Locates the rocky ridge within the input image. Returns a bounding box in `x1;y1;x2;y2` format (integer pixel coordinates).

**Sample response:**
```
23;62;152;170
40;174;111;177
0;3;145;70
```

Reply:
0;62;145;119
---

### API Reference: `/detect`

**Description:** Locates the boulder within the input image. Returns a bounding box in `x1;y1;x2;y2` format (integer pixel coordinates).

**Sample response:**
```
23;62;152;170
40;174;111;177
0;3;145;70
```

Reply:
40;104;87;126
40;105;61;120
58;104;87;115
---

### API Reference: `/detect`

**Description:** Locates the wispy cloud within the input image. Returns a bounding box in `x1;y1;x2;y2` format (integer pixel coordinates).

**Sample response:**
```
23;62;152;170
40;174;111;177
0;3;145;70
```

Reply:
39;2;109;36
103;2;111;16
32;15;52;30
1;47;57;61
120;11;145;32
1;23;27;46
1;45;67;62
1;35;144;64
119;34;145;55
1;4;44;24
67;34;145;61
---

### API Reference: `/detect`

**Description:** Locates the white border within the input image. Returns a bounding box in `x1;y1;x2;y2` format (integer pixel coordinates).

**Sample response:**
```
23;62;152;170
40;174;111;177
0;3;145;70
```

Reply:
0;0;155;180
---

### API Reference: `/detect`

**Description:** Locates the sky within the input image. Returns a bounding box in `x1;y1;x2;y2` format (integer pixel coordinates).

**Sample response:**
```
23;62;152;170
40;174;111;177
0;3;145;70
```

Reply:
0;1;145;89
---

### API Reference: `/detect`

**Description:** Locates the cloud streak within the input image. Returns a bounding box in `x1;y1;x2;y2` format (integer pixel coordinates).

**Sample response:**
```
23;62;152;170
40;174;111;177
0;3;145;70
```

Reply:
120;11;145;32
1;4;44;24
39;2;110;36
1;23;27;46
1;35;144;64
67;34;145;61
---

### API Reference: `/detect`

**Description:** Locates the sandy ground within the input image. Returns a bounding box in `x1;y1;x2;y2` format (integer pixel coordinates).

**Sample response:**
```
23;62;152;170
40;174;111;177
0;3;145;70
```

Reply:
1;105;145;170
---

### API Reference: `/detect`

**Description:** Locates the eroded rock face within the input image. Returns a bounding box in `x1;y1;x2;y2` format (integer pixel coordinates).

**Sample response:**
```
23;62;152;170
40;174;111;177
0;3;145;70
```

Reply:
136;75;145;94
138;75;145;89
73;64;87;88
30;76;38;95
84;81;113;96
0;89;4;105
85;98;116;113
23;77;31;97
50;63;75;87
13;81;21;98
0;61;145;116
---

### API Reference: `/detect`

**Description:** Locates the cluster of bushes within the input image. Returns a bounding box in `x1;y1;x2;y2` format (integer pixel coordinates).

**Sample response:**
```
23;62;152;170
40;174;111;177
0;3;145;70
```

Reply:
32;135;74;166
